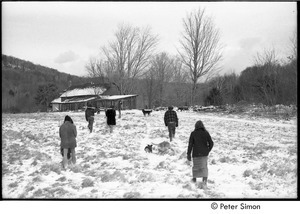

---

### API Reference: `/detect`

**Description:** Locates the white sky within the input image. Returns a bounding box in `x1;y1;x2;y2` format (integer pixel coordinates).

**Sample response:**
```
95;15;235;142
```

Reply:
2;2;297;77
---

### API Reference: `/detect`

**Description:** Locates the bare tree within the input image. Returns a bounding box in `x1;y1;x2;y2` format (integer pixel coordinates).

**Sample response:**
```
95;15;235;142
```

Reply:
170;56;188;83
178;8;223;105
254;48;279;67
288;29;297;61
169;56;190;106
88;24;158;95
253;48;280;105
149;52;173;106
144;67;157;108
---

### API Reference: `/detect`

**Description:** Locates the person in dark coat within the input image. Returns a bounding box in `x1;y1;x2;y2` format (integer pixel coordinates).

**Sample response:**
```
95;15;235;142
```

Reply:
59;115;77;169
164;106;178;142
187;120;214;188
117;100;123;119
85;103;95;133
105;105;116;133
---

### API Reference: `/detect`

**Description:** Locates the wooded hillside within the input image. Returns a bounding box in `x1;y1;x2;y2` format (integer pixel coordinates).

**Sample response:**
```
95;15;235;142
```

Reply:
2;55;93;113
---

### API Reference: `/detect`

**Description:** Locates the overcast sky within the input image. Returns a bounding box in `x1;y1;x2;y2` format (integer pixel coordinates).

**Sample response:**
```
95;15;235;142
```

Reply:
2;2;297;77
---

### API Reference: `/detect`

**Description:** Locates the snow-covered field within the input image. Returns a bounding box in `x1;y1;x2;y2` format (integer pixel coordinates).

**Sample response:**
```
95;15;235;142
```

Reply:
2;110;297;199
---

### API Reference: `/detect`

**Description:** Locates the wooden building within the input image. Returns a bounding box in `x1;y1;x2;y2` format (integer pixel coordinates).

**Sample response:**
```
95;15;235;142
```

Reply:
95;94;138;110
50;85;138;111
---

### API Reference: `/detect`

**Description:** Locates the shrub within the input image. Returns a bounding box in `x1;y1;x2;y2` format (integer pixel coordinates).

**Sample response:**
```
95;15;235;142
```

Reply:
32;176;42;182
123;191;141;198
122;154;131;160
219;156;231;163
204;87;223;106
49;163;61;174
243;169;253;177
8;182;18;188
138;172;155;182
52;187;69;197
260;162;268;171
56;176;67;182
70;165;81;173
41;163;61;175
32;189;43;198
100;173;111;182
82;178;94;188
248;182;262;191
100;170;127;182
111;171;127;182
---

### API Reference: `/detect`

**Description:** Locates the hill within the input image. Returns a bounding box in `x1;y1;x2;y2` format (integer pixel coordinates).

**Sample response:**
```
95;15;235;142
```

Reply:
2;54;95;113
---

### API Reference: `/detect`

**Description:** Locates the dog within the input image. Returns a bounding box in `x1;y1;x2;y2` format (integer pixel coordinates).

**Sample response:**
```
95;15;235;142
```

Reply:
142;109;152;116
178;106;189;111
144;144;153;153
144;141;171;154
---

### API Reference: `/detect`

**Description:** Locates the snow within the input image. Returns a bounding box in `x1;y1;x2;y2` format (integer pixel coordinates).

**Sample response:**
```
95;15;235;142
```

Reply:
60;87;106;97
2;110;297;199
51;97;62;103
99;94;138;100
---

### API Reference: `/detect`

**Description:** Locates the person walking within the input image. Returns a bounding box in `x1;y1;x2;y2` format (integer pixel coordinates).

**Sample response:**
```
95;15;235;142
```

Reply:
59;115;77;169
164;106;178;142
117;100;123;119
105;105;116;133
187;120;214;188
85;103;95;133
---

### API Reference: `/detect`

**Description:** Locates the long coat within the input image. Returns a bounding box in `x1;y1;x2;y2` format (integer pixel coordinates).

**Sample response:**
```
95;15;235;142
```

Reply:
106;108;116;125
85;107;95;121
187;128;214;158
59;121;77;149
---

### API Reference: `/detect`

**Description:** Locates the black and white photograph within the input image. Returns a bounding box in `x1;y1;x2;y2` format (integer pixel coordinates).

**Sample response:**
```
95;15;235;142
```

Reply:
1;1;297;200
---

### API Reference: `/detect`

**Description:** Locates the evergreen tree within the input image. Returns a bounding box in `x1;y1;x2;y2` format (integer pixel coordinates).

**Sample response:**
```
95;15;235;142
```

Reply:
35;83;59;111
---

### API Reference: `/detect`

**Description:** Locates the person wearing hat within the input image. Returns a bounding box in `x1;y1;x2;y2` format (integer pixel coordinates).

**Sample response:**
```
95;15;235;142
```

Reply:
187;120;214;188
164;106;178;142
85;103;95;133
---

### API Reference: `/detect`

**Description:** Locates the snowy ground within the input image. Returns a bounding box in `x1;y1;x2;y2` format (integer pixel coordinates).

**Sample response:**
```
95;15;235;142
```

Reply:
2;110;297;199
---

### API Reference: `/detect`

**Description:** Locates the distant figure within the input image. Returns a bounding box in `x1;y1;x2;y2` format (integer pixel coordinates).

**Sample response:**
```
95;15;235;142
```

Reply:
164;106;178;142
142;109;152;116
187;120;214;189
118;100;123;118
85;103;95;133
106;105;116;133
59;115;77;169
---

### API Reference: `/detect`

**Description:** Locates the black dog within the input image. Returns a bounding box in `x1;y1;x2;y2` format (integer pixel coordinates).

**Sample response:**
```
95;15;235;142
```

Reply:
60;148;72;160
144;144;153;153
142;109;152;116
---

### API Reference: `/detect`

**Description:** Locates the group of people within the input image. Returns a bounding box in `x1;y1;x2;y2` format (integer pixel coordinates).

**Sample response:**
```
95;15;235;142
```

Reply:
59;104;117;169
59;104;214;187
163;106;214;187
85;104;117;134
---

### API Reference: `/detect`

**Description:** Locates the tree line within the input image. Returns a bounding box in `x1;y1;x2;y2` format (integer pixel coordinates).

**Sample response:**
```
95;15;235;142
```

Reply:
3;8;296;113
86;8;297;108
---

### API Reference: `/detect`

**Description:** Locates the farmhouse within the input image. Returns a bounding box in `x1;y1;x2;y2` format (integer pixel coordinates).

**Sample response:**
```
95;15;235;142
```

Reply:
50;84;138;112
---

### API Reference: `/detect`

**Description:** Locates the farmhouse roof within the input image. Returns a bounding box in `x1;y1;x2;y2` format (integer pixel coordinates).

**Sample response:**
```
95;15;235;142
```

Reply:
51;97;62;103
98;94;138;100
60;87;106;97
51;96;97;104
